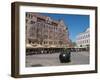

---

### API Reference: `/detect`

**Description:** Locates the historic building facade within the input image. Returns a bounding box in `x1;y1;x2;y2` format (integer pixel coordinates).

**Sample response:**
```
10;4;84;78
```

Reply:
76;28;90;48
26;12;71;48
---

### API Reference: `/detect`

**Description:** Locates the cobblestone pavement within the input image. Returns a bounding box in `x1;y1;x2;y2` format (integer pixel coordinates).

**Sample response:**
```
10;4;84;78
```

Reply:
26;51;89;67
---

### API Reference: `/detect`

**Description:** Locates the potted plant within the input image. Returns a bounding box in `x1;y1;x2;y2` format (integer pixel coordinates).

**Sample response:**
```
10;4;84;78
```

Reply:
59;47;71;63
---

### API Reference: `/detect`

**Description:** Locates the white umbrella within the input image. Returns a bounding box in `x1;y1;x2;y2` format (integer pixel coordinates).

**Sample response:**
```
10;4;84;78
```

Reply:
36;44;44;48
50;45;56;48
26;44;33;48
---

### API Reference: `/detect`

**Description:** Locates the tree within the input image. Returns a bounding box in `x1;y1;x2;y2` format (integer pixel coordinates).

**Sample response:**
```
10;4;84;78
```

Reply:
72;42;76;47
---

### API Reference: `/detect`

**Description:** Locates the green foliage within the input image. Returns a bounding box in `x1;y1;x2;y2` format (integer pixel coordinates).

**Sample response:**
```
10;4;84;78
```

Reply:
63;47;67;52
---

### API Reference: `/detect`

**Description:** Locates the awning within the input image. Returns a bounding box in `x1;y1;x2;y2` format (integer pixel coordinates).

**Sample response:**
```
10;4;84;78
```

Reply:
36;44;44;48
26;44;33;48
50;45;56;48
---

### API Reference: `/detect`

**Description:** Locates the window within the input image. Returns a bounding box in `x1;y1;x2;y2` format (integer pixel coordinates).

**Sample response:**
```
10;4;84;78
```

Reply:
45;41;47;44
49;41;52;44
30;32;34;37
30;20;35;24
85;35;87;38
29;40;31;44
87;40;88;43
27;13;33;18
43;41;45;44
88;34;90;37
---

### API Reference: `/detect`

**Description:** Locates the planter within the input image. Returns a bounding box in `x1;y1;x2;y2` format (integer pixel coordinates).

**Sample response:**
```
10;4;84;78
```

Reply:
59;51;71;63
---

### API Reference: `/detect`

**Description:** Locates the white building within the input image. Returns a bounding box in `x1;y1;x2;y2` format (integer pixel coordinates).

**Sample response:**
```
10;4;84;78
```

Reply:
76;28;90;48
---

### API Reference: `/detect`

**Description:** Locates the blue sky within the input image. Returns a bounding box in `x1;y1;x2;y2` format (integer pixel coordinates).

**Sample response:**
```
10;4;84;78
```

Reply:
40;13;89;42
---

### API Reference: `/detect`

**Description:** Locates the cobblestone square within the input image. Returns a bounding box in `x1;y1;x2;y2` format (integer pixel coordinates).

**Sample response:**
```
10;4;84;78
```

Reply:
26;51;89;67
